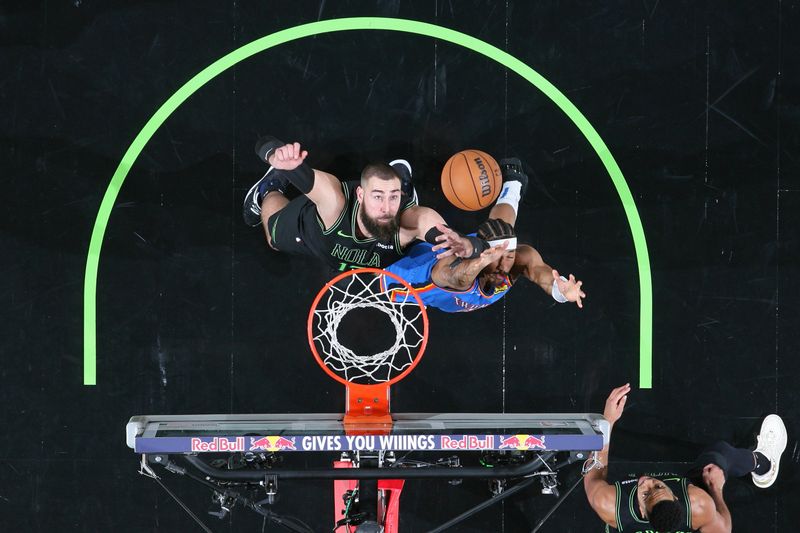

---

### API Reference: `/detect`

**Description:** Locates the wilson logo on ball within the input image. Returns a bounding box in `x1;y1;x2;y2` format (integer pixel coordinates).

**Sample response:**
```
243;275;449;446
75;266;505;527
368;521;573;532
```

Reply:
473;156;492;196
441;149;502;211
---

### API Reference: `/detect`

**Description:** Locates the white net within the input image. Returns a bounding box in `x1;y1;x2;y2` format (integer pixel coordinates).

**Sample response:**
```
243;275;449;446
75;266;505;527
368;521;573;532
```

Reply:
310;271;426;384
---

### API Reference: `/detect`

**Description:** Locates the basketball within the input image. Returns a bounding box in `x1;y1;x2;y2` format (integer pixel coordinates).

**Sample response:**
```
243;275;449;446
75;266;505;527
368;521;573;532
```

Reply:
440;149;502;211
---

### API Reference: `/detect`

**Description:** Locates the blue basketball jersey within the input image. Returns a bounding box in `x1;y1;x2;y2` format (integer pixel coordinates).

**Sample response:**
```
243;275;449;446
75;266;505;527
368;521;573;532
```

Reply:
383;242;513;313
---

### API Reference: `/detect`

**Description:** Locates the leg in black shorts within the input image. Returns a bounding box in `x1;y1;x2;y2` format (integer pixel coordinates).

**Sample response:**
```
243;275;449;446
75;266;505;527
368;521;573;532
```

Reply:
265;194;319;256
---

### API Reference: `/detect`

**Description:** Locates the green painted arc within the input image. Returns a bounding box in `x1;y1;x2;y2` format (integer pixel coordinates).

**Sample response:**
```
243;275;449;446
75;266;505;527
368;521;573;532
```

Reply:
83;17;652;388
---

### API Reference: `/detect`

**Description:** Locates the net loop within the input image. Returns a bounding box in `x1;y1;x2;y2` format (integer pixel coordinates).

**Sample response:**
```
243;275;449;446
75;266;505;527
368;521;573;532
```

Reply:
308;268;428;386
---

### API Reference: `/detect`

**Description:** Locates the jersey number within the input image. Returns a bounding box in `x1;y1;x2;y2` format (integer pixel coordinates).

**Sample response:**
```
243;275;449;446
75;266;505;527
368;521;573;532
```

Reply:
338;262;363;272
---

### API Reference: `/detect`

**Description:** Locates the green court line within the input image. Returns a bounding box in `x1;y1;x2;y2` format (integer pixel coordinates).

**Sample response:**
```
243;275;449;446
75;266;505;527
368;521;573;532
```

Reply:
83;17;652;388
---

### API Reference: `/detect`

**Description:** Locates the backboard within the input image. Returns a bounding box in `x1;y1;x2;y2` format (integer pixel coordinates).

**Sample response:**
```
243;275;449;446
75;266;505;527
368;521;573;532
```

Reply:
127;412;608;456
127;411;608;531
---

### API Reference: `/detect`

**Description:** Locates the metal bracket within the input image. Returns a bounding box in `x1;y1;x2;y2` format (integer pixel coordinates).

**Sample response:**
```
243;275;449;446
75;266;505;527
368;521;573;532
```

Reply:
262;474;278;505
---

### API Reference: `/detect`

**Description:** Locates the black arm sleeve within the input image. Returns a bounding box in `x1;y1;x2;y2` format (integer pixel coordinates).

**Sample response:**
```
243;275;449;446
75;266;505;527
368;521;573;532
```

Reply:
274;163;315;194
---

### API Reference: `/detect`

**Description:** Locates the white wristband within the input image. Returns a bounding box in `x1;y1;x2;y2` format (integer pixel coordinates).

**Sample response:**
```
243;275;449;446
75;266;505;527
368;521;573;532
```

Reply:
552;276;568;303
487;237;517;251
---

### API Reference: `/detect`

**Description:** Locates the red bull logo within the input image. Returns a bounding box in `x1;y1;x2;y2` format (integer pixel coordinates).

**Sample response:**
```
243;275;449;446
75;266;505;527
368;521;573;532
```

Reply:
440;435;495;450
249;436;297;452
498;434;546;451
190;437;245;452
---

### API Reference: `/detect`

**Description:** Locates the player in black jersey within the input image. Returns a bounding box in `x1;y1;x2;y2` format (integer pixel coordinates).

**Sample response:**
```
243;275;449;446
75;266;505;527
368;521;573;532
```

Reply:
243;138;484;272
584;384;787;532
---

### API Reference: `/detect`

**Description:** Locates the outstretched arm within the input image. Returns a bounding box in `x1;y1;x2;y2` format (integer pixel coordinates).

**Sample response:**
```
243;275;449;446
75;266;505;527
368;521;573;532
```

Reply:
584;383;631;528
431;244;509;290
268;142;345;229
399;207;484;259
514;246;585;308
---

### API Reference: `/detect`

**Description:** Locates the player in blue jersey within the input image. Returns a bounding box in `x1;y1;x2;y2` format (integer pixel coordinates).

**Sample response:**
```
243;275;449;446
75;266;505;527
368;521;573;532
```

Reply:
383;158;585;312
584;384;787;532
243;137;489;272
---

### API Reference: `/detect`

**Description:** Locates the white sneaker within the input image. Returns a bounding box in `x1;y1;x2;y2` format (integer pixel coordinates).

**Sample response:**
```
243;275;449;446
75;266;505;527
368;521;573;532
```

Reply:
751;414;787;488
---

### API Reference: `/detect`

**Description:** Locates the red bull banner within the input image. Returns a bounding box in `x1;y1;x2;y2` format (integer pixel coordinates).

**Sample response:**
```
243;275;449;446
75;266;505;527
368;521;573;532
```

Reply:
134;433;602;454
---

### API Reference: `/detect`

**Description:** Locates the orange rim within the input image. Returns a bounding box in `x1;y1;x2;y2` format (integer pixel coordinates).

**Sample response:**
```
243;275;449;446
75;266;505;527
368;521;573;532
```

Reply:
307;267;429;388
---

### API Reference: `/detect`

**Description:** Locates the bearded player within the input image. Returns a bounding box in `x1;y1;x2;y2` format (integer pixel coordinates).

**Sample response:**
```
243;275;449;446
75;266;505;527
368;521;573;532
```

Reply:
243;137;488;273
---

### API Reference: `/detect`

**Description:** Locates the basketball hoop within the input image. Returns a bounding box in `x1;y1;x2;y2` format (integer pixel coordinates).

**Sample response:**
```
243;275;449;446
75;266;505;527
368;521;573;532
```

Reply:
308;268;428;432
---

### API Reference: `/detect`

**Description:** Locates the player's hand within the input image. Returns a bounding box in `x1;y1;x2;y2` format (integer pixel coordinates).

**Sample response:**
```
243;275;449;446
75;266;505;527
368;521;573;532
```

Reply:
603;383;630;426
268;142;308;170
480;241;509;264
430;224;466;259
702;464;726;493
553;269;586;308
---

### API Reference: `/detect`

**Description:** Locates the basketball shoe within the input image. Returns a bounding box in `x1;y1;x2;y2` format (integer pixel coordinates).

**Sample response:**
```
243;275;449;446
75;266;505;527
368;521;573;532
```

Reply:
389;159;418;204
242;135;288;227
499;157;528;196
751;414;787;488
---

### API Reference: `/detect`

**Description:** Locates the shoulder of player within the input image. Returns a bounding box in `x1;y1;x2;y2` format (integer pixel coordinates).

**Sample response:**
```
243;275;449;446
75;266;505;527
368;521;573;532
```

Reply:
509;244;539;276
686;484;719;529
584;478;618;527
397;203;420;221
397;205;429;244
513;243;536;259
319;180;354;233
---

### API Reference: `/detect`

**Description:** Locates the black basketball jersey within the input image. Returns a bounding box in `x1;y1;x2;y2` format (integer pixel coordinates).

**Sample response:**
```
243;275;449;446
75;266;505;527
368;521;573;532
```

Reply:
606;473;697;533
300;180;416;272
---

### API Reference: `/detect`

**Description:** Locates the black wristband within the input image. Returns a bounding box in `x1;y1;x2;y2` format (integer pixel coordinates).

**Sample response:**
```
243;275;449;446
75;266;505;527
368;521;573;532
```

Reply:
254;135;286;162
465;235;489;259
424;225;450;245
276;162;315;194
425;227;488;259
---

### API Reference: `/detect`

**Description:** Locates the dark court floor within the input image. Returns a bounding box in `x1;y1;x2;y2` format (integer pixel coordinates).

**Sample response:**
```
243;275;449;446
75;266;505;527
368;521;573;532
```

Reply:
1;1;798;531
